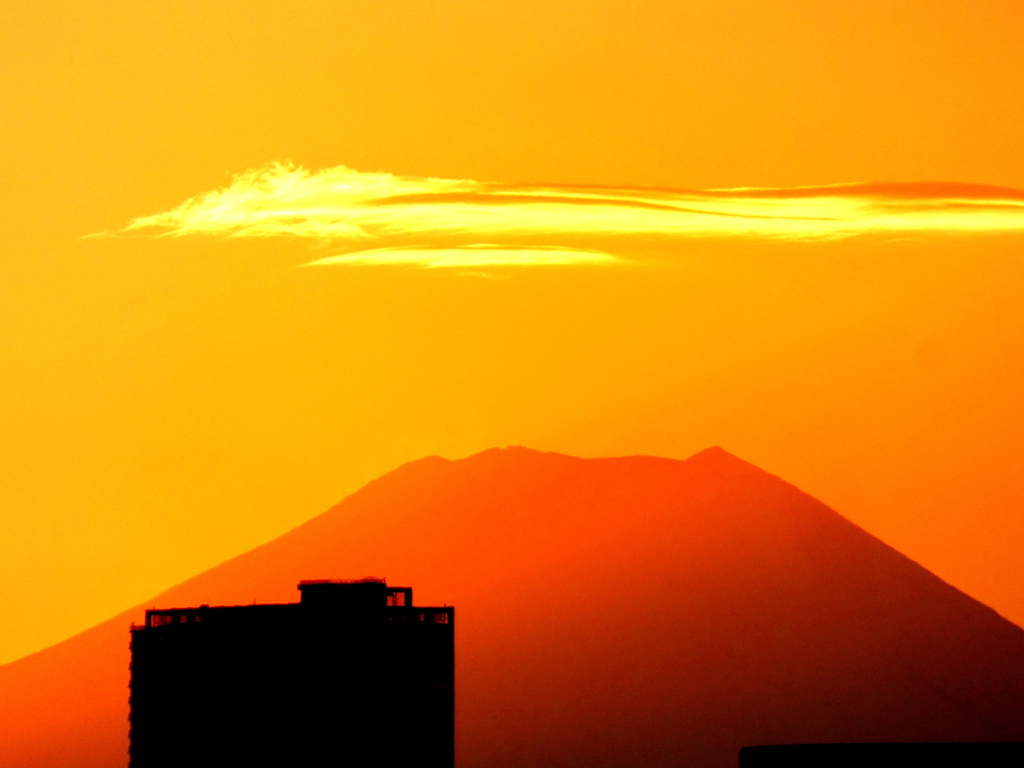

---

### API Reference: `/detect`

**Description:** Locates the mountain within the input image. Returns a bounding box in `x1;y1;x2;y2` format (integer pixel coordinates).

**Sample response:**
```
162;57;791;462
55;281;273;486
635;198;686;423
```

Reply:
2;446;1024;768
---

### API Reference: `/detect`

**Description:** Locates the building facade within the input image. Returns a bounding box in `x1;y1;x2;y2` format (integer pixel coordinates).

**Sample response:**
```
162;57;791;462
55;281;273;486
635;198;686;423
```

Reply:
129;579;454;768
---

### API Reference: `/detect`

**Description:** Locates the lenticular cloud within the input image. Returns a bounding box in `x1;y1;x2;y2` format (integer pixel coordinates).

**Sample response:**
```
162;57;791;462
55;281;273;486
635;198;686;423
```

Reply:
118;162;1024;267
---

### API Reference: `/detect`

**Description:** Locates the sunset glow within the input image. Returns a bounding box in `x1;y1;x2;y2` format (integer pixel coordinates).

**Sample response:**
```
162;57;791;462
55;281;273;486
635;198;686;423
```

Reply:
5;2;1024;765
118;164;1024;266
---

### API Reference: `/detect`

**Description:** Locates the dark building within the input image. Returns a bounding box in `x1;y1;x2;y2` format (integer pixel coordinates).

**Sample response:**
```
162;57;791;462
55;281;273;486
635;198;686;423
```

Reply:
129;579;454;768
739;743;1024;767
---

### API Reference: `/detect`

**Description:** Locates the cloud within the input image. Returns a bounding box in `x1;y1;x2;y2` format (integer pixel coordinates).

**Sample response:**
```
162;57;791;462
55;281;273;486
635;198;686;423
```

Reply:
304;245;617;268
119;163;1024;266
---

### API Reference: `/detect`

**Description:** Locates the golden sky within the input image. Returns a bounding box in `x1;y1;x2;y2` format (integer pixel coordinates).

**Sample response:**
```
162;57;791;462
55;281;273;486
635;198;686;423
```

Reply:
2;0;1024;665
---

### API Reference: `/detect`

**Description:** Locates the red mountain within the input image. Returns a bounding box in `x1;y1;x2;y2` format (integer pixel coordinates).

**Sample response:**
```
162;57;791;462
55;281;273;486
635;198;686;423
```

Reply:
3;447;1024;767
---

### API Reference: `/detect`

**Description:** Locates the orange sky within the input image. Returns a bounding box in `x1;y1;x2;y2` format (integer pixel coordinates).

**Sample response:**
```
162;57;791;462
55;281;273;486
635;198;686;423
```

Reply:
2;0;1024;665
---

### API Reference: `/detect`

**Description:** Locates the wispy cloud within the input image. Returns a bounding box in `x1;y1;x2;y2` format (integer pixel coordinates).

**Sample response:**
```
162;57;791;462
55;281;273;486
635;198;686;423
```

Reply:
305;245;617;268
118;163;1024;267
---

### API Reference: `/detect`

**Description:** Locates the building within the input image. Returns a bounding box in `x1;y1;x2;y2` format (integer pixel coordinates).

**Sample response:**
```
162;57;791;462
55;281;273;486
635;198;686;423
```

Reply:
739;743;1024;767
129;579;454;768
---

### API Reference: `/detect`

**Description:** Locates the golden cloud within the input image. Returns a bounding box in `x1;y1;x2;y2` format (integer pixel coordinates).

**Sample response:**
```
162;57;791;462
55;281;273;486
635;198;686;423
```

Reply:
304;245;617;268
118;163;1024;267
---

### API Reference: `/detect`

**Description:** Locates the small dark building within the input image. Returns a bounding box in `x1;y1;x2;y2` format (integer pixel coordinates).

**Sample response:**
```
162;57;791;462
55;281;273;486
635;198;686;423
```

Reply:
739;743;1024;767
129;579;454;768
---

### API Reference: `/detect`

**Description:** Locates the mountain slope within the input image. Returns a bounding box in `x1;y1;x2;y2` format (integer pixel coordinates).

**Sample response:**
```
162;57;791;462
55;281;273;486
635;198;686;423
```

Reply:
2;446;1024;767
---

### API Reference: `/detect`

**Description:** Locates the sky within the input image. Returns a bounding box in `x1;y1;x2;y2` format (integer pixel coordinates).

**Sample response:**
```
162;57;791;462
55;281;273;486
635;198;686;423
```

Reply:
2;0;1024;665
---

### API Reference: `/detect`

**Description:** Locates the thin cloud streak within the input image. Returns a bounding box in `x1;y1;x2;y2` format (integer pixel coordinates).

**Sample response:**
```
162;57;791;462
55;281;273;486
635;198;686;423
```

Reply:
304;245;617;268
119;163;1024;266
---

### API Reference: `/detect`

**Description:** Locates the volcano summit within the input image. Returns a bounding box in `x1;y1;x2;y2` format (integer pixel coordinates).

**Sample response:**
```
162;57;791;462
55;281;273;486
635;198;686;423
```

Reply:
2;447;1023;767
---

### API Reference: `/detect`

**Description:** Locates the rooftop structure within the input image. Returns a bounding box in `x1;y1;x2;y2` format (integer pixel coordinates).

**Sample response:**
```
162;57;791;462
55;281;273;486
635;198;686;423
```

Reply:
129;579;454;768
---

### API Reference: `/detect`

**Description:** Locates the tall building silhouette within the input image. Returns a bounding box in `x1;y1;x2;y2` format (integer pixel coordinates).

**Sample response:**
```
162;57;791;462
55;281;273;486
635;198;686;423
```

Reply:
129;579;454;768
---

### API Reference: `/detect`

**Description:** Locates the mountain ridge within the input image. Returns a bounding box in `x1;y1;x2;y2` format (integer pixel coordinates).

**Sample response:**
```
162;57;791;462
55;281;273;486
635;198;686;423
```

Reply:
2;445;1023;768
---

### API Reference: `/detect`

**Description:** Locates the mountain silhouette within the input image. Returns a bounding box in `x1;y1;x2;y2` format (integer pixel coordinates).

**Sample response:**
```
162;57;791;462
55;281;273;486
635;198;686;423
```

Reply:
2;446;1024;767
